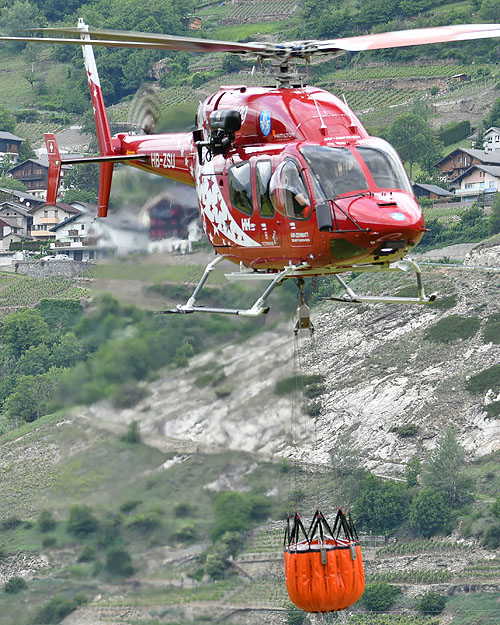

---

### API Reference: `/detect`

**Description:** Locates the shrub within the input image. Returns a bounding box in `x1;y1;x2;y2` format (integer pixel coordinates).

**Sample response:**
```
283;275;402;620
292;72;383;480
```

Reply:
67;505;99;537
433;293;458;310
120;500;142;514
491;497;500;519
354;474;408;534
425;315;480;343
78;545;96;562
127;509;162;532
37;509;56;532
415;590;446;615
113;383;148;409
204;553;226;579
174;523;197;543
485;401;500;418
30;594;87;624
122;420;141;443
4;576;27;594
467;364;500;395
0;516;22;530
304;400;321;417
105;546;134;576
42;535;57;548
392;423;418;437
483;321;500;344
286;603;307;625
174;503;192;518
303;382;325;399
361;581;399;611
482;524;500;549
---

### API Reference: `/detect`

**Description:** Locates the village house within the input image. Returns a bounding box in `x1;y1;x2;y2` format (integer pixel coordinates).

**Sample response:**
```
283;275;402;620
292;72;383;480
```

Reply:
29;202;81;240
452;164;500;203
49;208;97;261
0;217;24;250
7;157;72;198
412;183;454;202
435;147;500;183
0;201;33;236
0;131;24;165
483;126;500;152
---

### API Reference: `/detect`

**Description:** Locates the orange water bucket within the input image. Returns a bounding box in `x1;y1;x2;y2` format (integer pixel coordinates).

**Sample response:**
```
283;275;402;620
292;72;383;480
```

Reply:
283;509;365;612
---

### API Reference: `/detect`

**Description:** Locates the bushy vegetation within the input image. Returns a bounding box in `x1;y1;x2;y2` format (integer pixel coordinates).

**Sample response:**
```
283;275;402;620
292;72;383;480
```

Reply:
30;593;87;624
466;364;500;395
361;581;400;611
424;315;480;343
4;577;27;594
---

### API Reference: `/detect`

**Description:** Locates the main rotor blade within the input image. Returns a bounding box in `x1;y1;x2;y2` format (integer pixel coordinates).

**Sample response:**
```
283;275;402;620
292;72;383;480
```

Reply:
8;26;272;55
314;23;500;54
4;23;500;60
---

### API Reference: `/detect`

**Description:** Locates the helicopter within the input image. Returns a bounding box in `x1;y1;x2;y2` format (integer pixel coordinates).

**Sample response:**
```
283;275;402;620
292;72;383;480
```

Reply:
3;21;500;326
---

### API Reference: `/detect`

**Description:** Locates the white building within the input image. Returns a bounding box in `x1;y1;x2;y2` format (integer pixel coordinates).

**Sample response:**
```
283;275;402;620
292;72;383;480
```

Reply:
49;209;97;261
453;164;500;203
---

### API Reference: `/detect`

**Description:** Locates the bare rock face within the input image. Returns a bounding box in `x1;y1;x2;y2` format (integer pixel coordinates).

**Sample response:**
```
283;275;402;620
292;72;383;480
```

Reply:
464;240;500;267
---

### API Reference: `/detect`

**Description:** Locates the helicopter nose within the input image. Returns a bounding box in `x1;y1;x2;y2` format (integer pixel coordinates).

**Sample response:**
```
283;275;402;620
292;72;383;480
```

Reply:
348;193;425;238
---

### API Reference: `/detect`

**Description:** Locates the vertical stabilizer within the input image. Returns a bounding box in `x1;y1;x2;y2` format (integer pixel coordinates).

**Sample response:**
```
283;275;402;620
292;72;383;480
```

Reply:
44;133;62;205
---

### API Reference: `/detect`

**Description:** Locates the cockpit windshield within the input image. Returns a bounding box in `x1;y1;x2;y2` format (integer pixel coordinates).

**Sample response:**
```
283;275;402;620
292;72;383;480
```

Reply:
301;146;368;200
357;142;412;193
300;141;412;200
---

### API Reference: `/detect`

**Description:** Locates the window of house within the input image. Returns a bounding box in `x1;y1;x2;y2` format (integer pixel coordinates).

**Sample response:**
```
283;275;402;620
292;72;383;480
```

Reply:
255;160;274;217
228;162;253;215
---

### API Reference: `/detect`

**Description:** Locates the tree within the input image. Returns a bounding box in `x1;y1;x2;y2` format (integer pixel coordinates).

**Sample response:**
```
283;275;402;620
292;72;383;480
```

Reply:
422;427;474;508
0;1;46;51
4;370;57;423
484;95;500;129
354;473;408;534
122;420;141;444
0;105;16;134
409;488;453;537
489;191;500;235
329;430;363;477
479;0;500;22
0;309;49;358
0;175;27;192
17;138;35;162
389;114;436;179
405;456;421;488
62;163;99;204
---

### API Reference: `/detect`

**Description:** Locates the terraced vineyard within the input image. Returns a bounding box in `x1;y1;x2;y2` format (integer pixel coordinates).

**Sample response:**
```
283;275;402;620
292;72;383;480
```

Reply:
322;63;493;81
0;274;89;312
15;122;65;145
226;0;298;20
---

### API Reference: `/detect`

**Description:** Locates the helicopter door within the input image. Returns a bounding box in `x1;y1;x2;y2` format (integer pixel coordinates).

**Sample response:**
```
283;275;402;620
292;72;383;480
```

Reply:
255;159;280;247
269;160;314;248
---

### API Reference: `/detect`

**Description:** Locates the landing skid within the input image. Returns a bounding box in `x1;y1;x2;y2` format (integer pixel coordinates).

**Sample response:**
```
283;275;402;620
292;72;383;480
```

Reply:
159;255;306;317
329;259;437;305
158;257;436;324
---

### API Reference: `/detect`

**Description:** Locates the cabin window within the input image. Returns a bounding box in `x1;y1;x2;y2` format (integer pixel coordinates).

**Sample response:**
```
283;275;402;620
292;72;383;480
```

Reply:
269;160;311;219
228;162;253;215
255;160;274;217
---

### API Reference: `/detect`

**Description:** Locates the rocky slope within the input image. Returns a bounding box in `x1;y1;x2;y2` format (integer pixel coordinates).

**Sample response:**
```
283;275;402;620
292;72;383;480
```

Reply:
84;247;500;479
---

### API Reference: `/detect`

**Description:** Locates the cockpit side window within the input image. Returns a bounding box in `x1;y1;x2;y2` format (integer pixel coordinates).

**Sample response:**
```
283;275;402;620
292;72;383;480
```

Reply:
255;160;274;217
269;160;311;220
301;145;368;200
228;162;253;215
357;146;412;193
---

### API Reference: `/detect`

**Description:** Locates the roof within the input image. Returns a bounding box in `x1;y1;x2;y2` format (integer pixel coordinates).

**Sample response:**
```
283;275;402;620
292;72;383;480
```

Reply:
484;127;500;135
0;201;31;217
49;212;88;231
436;147;500;167
29;202;81;215
0;188;46;206
0;217;21;229
413;183;454;197
0;131;24;142
454;164;500;184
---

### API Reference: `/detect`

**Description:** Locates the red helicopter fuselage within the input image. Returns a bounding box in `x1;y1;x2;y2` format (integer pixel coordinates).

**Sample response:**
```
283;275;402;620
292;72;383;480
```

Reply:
112;85;425;274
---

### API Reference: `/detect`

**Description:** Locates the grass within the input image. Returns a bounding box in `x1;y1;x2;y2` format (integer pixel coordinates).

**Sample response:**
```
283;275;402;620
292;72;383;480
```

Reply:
445;592;500;624
87;262;214;284
210;21;284;41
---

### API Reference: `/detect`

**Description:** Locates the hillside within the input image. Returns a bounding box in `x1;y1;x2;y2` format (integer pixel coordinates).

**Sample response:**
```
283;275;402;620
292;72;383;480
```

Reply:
0;244;499;624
